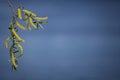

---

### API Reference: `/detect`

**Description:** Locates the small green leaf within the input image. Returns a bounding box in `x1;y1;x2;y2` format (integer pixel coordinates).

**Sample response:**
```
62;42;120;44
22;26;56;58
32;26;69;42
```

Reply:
39;21;48;24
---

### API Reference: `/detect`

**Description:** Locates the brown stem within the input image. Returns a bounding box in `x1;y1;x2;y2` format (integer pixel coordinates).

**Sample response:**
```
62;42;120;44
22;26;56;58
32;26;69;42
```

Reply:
7;0;15;17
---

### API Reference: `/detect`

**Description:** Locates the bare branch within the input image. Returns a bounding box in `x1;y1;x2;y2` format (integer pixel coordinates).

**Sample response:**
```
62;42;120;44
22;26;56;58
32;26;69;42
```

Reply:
7;0;15;17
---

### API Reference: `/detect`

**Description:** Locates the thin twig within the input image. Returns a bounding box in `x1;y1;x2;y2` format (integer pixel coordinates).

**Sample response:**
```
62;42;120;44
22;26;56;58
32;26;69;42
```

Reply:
7;0;15;17
7;0;17;53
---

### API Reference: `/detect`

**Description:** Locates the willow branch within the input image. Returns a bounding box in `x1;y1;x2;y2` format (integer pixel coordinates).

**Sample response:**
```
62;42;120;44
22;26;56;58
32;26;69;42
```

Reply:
7;0;15;17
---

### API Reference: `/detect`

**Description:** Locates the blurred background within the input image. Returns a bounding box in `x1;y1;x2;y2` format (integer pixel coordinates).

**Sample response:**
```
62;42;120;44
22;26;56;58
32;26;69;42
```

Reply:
0;0;120;80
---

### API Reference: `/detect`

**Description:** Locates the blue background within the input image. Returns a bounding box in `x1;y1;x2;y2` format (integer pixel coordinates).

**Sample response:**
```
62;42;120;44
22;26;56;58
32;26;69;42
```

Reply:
0;0;120;80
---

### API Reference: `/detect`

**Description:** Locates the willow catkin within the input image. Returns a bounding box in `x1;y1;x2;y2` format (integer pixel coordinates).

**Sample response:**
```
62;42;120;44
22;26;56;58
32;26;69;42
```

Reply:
5;37;11;48
34;16;48;21
29;17;37;29
10;46;18;69
10;28;25;43
22;9;36;17
25;15;31;30
15;42;23;54
15;20;26;30
17;7;22;20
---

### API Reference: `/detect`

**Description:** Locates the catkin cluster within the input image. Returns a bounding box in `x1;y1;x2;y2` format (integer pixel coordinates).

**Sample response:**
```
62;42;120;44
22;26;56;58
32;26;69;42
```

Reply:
5;6;48;70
